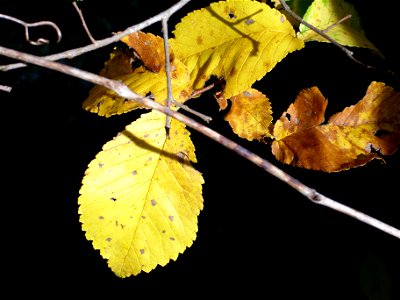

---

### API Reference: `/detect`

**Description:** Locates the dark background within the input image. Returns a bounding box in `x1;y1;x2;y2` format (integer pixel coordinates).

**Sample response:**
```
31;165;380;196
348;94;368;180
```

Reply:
1;0;399;298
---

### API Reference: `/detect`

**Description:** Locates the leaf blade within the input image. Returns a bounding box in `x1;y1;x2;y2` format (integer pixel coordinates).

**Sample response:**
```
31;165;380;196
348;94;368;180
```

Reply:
78;110;204;277
271;82;400;172
170;0;304;99
297;0;380;53
225;88;273;140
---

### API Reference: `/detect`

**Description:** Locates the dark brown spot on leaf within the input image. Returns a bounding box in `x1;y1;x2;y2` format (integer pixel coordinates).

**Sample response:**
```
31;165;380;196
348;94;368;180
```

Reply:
228;12;236;19
151;199;157;206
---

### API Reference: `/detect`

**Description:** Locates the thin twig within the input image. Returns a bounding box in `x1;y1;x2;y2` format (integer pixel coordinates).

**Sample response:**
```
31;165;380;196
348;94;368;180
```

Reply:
278;0;385;71
0;13;62;45
323;14;352;34
172;100;212;123
0;0;192;71
189;80;223;99
160;15;212;124
1;44;398;240
161;17;173;136
72;1;97;44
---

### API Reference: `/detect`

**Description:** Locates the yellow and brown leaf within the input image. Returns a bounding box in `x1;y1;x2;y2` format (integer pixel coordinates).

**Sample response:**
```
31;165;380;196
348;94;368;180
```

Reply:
225;88;273;140
82;32;192;117
271;82;400;172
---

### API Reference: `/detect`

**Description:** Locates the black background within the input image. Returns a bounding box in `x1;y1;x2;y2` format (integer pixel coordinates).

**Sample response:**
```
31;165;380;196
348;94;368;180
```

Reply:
1;0;399;298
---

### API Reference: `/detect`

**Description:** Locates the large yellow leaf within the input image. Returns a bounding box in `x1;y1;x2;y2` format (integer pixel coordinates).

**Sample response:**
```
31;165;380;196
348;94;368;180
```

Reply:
78;110;204;277
271;82;400;172
224;88;273;140
170;0;304;99
297;0;380;53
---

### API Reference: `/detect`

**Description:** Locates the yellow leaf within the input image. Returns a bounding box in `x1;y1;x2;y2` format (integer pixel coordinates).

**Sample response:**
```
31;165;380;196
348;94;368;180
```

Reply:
328;81;400;155
121;58;192;106
82;57;192;117
78;110;204;277
271;82;400;172
170;0;304;99
297;0;380;53
225;88;273;140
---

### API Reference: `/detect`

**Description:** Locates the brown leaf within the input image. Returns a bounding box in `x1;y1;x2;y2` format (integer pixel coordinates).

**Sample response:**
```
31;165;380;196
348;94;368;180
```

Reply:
214;91;228;111
98;49;136;78
120;31;173;73
273;86;327;140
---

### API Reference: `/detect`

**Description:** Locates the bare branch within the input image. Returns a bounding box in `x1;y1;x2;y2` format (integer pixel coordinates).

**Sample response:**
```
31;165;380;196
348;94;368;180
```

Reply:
1;44;398;240
0;0;192;72
0;13;62;46
0;84;12;93
72;1;97;44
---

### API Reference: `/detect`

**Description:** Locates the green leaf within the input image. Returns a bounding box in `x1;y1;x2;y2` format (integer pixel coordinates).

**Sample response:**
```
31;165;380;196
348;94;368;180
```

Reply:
297;0;380;53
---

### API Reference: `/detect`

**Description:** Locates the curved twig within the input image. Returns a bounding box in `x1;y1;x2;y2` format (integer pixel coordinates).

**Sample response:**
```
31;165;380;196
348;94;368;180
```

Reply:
0;0;192;71
0;13;61;45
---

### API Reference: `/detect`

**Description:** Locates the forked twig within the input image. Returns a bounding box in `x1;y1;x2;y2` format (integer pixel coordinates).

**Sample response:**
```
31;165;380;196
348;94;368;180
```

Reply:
0;44;398;240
